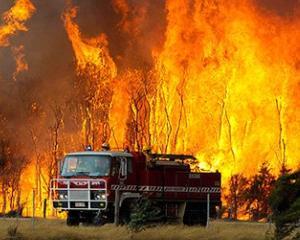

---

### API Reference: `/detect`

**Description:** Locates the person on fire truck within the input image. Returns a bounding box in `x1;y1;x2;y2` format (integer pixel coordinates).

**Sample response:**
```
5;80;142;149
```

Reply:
76;158;94;173
95;157;110;176
101;143;110;151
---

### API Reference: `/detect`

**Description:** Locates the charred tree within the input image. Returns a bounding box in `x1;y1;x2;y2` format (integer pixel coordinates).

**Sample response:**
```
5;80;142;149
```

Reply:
244;162;275;221
224;174;248;220
125;69;154;151
46;103;64;198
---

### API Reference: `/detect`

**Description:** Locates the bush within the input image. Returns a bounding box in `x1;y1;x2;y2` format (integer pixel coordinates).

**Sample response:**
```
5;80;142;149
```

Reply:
269;170;300;239
5;225;24;240
128;198;161;233
5;209;23;218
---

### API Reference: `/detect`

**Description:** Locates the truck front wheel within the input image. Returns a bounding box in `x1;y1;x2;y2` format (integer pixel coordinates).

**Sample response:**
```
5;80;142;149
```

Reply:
67;211;80;226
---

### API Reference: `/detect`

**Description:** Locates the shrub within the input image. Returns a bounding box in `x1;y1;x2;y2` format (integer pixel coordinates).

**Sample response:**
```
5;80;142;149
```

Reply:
128;198;161;233
6;225;24;240
269;170;300;239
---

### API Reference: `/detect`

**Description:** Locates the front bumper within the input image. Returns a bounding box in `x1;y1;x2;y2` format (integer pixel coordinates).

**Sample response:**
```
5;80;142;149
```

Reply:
50;178;107;211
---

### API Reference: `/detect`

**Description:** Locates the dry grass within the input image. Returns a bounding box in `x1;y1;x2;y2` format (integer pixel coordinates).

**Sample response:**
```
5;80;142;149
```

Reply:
0;218;273;240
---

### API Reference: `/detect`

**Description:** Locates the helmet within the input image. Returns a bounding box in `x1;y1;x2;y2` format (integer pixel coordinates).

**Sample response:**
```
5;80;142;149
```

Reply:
101;143;110;151
85;145;93;151
143;146;151;153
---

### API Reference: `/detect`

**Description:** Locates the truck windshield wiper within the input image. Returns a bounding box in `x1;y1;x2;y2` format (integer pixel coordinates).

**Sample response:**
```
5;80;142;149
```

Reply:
89;172;100;177
76;171;90;176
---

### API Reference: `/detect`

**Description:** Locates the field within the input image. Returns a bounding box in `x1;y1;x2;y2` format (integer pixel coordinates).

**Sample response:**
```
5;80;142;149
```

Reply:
0;218;273;240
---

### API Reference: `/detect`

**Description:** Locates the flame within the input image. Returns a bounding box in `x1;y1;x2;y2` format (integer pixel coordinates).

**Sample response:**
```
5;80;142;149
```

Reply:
62;5;116;77
0;0;35;79
11;45;28;80
0;0;35;46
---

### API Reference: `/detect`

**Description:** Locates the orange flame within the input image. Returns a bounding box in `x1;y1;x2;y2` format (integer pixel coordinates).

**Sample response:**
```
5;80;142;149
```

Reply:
0;0;35;79
0;0;35;46
62;5;116;77
11;45;28;80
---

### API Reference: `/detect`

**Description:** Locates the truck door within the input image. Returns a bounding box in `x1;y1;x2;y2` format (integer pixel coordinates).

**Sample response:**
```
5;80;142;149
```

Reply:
116;157;134;187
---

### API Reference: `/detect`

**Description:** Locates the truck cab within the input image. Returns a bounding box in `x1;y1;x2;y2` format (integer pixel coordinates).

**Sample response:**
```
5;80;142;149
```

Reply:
51;150;132;225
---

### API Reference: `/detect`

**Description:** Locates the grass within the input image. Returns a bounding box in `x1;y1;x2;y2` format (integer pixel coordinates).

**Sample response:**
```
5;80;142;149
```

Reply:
0;218;273;240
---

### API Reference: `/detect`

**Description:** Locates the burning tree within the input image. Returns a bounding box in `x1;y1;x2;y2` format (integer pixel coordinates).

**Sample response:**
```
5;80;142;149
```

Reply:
244;162;275;221
124;69;155;151
63;4;117;150
46;103;65;197
224;174;248;220
0;128;29;215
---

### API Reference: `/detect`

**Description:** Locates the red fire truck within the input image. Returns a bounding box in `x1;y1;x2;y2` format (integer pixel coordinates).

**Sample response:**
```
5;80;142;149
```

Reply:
50;148;221;226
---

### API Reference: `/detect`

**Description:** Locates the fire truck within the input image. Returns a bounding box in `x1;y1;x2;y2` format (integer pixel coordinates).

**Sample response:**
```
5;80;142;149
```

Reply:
50;148;221;226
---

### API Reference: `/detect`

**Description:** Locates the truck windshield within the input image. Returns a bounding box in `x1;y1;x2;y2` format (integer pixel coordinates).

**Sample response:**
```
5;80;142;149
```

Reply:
61;155;111;177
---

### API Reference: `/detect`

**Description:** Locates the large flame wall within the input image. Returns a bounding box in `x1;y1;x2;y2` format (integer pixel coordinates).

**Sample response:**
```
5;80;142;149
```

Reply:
63;0;300;179
151;0;300;179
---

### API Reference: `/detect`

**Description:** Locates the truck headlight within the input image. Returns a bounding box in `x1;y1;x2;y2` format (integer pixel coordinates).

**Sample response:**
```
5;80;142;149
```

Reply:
95;193;106;200
99;193;106;200
59;194;68;200
92;191;106;200
57;190;68;200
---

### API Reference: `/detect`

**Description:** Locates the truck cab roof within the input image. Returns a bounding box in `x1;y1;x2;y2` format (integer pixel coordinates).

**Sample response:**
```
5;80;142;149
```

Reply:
66;151;133;158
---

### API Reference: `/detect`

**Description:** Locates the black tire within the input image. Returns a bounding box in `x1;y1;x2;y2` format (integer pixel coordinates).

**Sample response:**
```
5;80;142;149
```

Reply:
67;211;80;226
183;202;207;226
81;212;95;226
119;201;132;225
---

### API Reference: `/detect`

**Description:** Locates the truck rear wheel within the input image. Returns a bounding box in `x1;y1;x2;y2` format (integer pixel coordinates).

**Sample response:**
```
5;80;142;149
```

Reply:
183;202;207;226
67;211;80;226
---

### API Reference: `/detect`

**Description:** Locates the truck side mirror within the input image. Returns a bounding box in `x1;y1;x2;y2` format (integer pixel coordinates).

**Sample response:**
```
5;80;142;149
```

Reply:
119;157;127;180
58;159;64;174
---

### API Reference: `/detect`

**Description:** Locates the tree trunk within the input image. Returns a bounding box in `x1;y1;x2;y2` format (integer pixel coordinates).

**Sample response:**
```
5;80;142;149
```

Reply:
1;184;6;214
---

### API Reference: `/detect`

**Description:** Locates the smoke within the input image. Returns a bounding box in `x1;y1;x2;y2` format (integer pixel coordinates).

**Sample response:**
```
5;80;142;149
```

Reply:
0;0;165;155
70;0;166;70
255;0;300;17
0;0;75;154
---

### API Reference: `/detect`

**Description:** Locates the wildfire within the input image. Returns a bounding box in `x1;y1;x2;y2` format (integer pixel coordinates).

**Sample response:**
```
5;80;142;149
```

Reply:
0;0;299;218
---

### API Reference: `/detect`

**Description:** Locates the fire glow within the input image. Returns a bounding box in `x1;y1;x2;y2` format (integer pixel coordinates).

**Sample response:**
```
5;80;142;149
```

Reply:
0;0;299;216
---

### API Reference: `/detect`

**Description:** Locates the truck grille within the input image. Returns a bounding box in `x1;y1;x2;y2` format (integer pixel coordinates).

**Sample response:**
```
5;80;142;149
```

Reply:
51;179;107;210
69;190;89;200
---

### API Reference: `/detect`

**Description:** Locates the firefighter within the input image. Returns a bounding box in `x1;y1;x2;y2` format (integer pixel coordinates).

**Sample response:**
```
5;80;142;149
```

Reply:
77;158;93;173
95;158;110;176
143;146;155;167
